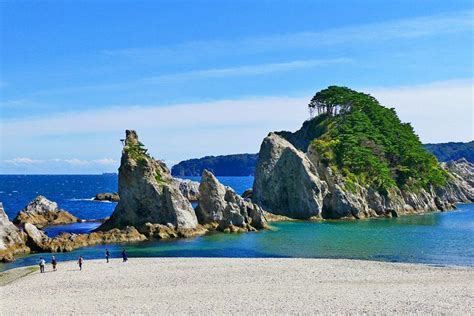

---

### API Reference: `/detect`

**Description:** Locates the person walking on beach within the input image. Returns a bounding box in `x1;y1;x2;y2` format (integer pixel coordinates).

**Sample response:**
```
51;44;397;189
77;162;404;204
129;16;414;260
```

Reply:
78;256;84;271
39;257;46;273
51;256;57;271
105;249;110;263
122;248;128;262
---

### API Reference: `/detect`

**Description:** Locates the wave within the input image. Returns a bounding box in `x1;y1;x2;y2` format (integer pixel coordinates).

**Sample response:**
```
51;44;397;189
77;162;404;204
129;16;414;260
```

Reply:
68;197;95;201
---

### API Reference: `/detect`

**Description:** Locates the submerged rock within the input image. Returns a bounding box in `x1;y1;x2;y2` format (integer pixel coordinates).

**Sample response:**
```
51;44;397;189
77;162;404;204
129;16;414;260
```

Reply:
13;196;79;228
252;133;327;219
98;130;199;232
196;170;266;231
0;203;29;262
94;192;120;202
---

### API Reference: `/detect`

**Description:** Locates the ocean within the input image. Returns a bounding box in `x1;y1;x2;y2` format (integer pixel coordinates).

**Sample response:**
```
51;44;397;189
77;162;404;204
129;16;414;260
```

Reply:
1;174;473;270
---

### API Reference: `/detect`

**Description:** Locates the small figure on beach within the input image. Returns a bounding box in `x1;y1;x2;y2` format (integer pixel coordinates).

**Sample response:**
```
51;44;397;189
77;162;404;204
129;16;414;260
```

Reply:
51;256;57;271
78;256;84;271
39;257;46;273
105;249;110;263
122;248;128;262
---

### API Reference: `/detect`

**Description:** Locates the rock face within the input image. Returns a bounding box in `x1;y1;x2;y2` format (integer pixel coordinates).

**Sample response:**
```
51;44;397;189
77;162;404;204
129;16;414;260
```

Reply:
0;203;29;262
98;130;198;231
252;133;327;219
94;192;120;202
253;134;474;220
13;196;79;228
196;170;266;231
171;178;200;202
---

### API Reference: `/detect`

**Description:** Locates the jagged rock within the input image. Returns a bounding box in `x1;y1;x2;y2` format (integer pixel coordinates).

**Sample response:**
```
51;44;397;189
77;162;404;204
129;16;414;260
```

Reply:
98;130;198;231
139;222;208;239
22;222;145;253
13;196;79;228
94;192;120;202
242;189;253;199
252;133;327;219
0;203;29;262
23;222;51;251
171;178;200;202
196;170;266;231
48;227;146;252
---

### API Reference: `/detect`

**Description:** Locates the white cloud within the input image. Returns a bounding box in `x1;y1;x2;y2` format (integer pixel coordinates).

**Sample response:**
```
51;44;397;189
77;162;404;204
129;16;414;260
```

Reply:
366;79;473;143
1;79;471;174
3;157;45;164
146;58;352;81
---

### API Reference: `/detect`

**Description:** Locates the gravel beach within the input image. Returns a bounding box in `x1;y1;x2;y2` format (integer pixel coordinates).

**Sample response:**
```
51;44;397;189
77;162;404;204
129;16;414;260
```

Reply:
1;258;473;314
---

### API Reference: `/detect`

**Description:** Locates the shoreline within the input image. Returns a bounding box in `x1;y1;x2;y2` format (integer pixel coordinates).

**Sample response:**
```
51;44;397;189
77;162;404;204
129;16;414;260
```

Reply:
1;258;473;314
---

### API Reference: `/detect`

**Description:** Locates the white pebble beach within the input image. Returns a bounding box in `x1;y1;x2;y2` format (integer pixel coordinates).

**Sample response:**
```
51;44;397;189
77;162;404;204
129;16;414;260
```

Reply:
1;258;473;314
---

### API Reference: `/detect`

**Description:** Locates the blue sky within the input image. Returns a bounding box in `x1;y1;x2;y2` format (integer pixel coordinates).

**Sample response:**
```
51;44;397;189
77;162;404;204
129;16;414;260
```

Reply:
0;1;473;174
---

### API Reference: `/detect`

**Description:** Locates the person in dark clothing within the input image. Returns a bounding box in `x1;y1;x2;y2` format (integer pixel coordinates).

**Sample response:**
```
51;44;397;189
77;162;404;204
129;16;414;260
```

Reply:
78;256;84;271
122;248;128;262
51;256;57;271
39;257;45;273
105;249;110;263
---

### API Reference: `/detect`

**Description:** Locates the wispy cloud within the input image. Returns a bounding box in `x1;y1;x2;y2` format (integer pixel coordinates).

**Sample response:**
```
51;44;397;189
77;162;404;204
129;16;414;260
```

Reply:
104;10;473;60
146;58;351;82
2;158;118;166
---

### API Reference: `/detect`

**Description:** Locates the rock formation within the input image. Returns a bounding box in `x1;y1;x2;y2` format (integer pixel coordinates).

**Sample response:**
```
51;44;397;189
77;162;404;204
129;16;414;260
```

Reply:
98;130;199;232
13;196;79;228
253;132;474;220
171;178;200;202
21;222;145;253
196;170;266;232
0;203;29;262
94;192;120;202
252;133;327;219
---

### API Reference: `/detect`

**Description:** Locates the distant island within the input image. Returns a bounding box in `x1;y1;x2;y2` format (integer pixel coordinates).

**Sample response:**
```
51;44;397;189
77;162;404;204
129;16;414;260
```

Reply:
172;141;473;176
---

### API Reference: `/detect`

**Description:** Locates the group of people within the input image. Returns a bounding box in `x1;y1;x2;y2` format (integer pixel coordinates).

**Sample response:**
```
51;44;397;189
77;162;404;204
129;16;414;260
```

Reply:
38;248;129;272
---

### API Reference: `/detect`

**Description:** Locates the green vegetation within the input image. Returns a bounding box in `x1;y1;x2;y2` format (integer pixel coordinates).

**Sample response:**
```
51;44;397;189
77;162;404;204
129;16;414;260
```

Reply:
124;141;149;162
309;86;448;193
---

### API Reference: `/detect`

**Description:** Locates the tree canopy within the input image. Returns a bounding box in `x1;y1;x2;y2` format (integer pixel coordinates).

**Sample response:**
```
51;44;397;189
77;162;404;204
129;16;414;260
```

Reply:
310;86;447;193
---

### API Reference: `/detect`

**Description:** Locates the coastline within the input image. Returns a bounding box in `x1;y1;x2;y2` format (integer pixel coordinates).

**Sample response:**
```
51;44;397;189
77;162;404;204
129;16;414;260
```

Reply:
1;258;473;314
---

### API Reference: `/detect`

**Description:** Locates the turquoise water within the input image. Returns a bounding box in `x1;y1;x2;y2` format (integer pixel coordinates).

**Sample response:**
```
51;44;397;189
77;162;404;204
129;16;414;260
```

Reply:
0;175;473;270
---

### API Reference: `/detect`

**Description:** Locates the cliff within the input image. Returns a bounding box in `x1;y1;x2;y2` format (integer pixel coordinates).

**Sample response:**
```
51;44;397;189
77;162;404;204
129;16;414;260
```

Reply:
98;130;199;231
0;203;29;262
253;86;474;219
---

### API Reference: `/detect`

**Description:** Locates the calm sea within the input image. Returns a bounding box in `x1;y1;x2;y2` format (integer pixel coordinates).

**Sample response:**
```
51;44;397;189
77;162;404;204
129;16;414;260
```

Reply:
0;174;473;270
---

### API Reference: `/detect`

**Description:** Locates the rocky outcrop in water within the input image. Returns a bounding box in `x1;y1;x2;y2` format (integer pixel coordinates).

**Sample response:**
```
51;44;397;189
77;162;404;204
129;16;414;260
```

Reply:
0;203;29;262
94;192;120;202
196;170;266;232
98;130;199;232
252;133;327;219
22;222;145;253
253;133;474;220
13;196;79;228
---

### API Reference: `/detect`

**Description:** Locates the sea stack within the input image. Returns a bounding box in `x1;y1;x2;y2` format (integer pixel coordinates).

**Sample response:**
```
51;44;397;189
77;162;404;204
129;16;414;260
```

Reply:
196;170;266;232
98;130;198;231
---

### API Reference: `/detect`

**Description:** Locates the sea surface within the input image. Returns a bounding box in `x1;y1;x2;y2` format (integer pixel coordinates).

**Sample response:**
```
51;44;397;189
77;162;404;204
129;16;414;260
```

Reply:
0;174;473;271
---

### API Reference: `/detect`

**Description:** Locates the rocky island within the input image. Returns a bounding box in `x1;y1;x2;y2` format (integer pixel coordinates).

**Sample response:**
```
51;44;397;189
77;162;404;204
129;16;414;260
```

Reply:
252;86;474;219
13;196;80;228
